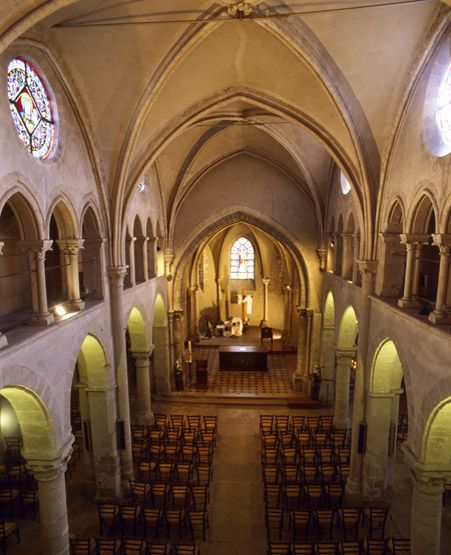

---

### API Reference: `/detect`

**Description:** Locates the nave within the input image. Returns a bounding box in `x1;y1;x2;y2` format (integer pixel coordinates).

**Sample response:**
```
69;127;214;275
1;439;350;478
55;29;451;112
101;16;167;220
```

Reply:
3;402;451;555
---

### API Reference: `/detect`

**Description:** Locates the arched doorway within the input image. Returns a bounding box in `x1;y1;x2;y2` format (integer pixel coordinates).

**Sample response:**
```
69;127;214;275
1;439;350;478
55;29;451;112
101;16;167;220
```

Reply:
334;306;358;429
362;338;404;501
76;335;120;497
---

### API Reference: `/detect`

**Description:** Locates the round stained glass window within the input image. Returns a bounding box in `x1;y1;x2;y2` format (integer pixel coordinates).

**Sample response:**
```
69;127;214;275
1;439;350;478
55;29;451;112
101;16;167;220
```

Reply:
7;57;55;160
437;64;451;150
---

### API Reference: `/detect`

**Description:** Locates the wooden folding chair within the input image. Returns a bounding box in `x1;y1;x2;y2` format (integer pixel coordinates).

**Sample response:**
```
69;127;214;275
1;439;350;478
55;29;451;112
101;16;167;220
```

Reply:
197;444;213;465
122;538;145;554
96;502;119;535
260;415;274;434
142;508;162;538
318;448;334;465
0;522;20;555
279;432;295;448
339;541;362;554
152;484;169;509
158;462;175;483
165;509;186;540
262;446;279;466
313;509;335;540
323;484;344;508
281;446;297;465
175;463;193;485
362;508;389;539
186;415;201;431
190;485;209;511
292;544;315;555
282;465;299;485
196;463;212;485
315;542;339;555
265;483;282;508
336;508;361;540
362;539;387;555
299;448;316;466
153;414;168;429
202;415;217;433
262;432;278;450
302;465;318;484
129;480;151;506
320;416;334;431
284;484;302;511
163;444;180;463
172;544;200;555
170;415;185;430
289;510;311;541
306;416;320;433
94;537;121;555
296;432;312;448
171;485;190;510
387;538;410;554
304;485;323;509
180;444;196;464
319;465;337;484
70;537;95;555
200;430;216;448
268;542;292;555
138;461;157;482
276;415;290;433
146;543;172;555
119;504;142;536
182;430;198;443
291;415;305;433
265;507;284;540
188;510;208;541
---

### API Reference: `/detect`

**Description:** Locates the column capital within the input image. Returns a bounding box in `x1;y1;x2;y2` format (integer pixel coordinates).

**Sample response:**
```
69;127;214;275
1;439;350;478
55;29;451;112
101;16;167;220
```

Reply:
357;259;378;275
127;236;137;243
56;238;84;255
402;443;451;482
316;247;327;271
432;233;451;247
107;265;128;287
379;231;402;244
26;437;73;481
262;277;270;286
20;239;53;257
132;351;151;364
335;347;356;361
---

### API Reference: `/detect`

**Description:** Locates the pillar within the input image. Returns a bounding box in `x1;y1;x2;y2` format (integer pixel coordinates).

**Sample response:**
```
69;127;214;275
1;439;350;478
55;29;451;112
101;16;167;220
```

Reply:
320;324;335;403
87;367;122;497
107;266;134;481
398;234;428;308
346;260;377;500
282;285;293;342
410;473;445;555
57;239;85;311
27;446;72;555
351;233;360;284
429;234;451;324
143;237;149;281
21;240;54;325
131;352;154;425
128;237;136;286
189;285;200;339
171;310;184;369
342;233;354;280
333;348;355;429
0;242;7;348
261;277;270;326
376;233;402;296
362;392;394;502
215;278;223;323
293;307;308;392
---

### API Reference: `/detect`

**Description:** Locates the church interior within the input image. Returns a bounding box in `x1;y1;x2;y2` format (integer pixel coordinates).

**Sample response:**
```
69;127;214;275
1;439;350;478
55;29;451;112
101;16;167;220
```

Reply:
0;1;451;554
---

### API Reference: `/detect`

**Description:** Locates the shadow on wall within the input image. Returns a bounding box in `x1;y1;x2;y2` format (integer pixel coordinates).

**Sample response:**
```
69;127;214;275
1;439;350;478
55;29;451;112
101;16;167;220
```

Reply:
199;305;218;336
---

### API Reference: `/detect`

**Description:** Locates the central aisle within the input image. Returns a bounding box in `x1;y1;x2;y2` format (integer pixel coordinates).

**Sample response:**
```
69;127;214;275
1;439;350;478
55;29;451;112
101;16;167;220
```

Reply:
205;408;266;555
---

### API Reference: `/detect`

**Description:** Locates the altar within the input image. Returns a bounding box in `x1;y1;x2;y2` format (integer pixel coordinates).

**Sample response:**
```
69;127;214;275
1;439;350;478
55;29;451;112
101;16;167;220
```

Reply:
219;345;268;371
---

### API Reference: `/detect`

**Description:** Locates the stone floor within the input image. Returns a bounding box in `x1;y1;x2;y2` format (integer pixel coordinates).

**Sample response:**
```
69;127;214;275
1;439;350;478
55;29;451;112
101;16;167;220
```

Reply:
4;400;451;554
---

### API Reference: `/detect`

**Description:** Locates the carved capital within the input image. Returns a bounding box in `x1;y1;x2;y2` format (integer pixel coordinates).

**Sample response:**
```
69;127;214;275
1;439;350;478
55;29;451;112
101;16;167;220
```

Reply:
227;2;254;18
132;351;151;365
56;238;84;256
20;239;53;261
262;278;270;286
26;437;73;481
432;233;451;249
400;233;430;245
107;266;128;287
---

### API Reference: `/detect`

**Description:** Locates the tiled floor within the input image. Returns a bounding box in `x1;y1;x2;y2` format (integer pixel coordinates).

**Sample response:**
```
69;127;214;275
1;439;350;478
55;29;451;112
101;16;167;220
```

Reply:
185;347;295;397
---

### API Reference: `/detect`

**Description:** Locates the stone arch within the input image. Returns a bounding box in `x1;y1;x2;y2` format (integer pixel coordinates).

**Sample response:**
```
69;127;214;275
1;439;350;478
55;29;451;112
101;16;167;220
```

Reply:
320;291;336;403
386;197;405;233
0;189;41;240
0;385;56;460
46;197;78;239
127;307;149;353
370;338;404;395
77;334;109;389
337;305;359;350
152;293;171;394
80;205;104;300
409;191;438;234
421;396;451;468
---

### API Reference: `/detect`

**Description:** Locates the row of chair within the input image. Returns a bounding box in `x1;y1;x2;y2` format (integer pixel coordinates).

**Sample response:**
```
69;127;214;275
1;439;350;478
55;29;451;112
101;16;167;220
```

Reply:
70;537;200;555
265;507;389;541
260;415;336;434
262;464;350;487
262;430;351;450
262;446;351;468
267;538;410;555
126;482;209;510
265;483;345;510
134;442;215;467
151;415;217;433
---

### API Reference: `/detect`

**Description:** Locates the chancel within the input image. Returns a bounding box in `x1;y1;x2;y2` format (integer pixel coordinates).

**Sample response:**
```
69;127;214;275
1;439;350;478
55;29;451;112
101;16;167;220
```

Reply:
0;1;450;554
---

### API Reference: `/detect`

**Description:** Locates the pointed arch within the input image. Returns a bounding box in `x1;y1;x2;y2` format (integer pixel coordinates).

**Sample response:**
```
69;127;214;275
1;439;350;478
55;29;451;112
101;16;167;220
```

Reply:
370;338;404;394
127;307;149;353
77;334;109;389
337;306;359;350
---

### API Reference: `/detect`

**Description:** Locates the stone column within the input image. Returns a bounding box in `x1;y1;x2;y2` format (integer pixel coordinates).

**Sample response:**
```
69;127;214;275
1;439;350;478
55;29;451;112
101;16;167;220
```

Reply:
362;392;394;502
410;473;445;555
215;278;223;322
351;233;360;284
27;446;72;555
143;237;149;281
261;277;270;326
107;266;133;481
282;285;293;342
189;285;200;339
171;310;184;369
293;307;308;392
411;243;423;304
57;239;85;310
342;233;354;280
87;369;121;498
128;237;137;287
333;348;355;429
131;352;154;425
346;260;377;500
398;234;428;308
429;234;451;324
320;324;335;402
21;240;54;325
376;233;401;296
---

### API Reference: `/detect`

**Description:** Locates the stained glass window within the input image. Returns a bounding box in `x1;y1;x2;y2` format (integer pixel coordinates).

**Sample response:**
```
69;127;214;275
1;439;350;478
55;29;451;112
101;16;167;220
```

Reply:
7;57;55;159
437;64;451;148
230;237;255;279
340;172;351;195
